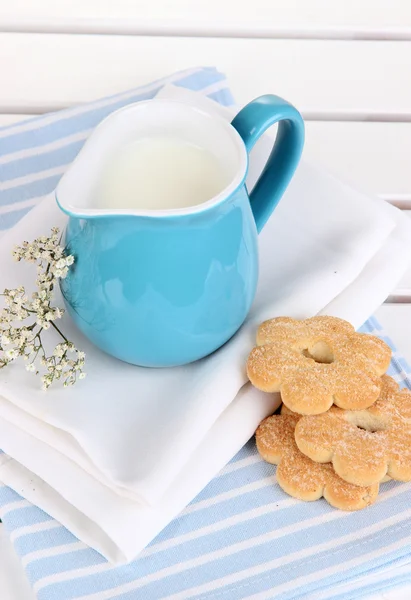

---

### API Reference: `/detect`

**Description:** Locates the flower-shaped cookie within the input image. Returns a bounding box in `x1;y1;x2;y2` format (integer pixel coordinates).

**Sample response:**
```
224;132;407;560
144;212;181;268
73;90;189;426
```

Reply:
256;412;379;510
294;375;411;486
247;316;391;415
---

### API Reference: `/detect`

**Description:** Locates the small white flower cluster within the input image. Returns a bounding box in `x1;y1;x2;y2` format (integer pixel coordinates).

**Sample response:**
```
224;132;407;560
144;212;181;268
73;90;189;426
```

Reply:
13;227;74;280
40;344;87;390
0;228;86;390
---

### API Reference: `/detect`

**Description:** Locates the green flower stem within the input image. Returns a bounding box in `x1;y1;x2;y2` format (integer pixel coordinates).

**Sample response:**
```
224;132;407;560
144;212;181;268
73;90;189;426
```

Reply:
1;227;85;389
50;320;69;342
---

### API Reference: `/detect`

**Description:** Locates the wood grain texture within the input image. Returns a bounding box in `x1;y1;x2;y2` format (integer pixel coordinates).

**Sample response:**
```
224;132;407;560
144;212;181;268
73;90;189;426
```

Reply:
0;116;409;202
1;0;411;38
1;34;411;118
304;122;411;198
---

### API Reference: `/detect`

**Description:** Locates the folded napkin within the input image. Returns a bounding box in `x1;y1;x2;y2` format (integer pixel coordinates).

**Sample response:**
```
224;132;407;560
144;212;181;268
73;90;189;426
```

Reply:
0;68;411;600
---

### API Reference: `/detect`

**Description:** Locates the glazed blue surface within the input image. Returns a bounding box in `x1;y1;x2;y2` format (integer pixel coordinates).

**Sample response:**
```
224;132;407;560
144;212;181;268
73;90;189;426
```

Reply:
60;95;304;366
232;95;306;232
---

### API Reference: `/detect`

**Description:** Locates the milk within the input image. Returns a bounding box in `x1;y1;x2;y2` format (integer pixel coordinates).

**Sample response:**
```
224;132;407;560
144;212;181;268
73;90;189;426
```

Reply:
96;137;229;210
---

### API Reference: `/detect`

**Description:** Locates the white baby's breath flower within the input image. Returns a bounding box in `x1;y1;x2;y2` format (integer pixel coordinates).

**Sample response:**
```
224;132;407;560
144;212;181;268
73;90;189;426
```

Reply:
55;258;67;269
54;345;65;358
5;349;18;361
2;227;85;389
15;336;26;348
41;374;53;390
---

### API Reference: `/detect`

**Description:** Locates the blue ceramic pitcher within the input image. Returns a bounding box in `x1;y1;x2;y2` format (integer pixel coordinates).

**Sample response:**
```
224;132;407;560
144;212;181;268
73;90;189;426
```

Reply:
56;96;304;367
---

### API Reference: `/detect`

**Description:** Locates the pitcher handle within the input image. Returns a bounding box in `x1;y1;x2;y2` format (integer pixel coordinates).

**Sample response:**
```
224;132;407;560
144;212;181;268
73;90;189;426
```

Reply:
231;95;305;233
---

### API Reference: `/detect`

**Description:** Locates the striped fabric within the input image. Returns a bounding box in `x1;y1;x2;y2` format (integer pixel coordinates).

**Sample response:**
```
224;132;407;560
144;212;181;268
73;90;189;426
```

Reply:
0;67;231;231
0;67;410;599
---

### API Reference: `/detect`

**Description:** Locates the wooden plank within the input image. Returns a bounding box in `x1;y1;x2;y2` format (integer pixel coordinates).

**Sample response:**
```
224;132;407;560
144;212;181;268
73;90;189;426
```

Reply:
383;195;411;210
0;34;411;117
0;115;409;199
1;0;411;38
304;122;411;198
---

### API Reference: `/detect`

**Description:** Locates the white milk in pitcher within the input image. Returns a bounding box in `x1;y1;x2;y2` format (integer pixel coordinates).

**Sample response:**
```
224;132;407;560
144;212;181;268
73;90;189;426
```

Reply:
96;137;229;210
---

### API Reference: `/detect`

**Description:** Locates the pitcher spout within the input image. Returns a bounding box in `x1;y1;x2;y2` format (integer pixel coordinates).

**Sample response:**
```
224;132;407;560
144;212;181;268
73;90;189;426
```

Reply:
55;99;246;220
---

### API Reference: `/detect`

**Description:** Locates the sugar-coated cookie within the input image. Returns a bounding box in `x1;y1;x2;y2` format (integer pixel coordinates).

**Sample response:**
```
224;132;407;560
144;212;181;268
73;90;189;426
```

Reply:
294;375;411;486
247;316;391;415
256;412;379;510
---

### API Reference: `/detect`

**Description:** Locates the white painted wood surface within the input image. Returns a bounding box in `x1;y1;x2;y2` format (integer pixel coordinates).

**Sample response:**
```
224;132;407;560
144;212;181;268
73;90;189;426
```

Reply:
1;0;411;38
304;122;411;202
1;34;411;119
0;2;410;598
0;115;409;204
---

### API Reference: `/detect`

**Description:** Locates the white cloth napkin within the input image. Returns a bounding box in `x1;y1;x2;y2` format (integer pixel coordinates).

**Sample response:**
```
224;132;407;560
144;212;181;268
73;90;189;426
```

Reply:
0;87;410;564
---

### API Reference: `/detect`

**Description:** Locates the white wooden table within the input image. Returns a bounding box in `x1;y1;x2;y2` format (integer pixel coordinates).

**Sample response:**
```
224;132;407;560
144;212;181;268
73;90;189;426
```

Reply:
0;2;411;598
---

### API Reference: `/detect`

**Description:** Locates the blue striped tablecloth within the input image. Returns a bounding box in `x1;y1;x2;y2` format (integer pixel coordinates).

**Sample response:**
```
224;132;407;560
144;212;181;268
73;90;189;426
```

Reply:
0;67;410;600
